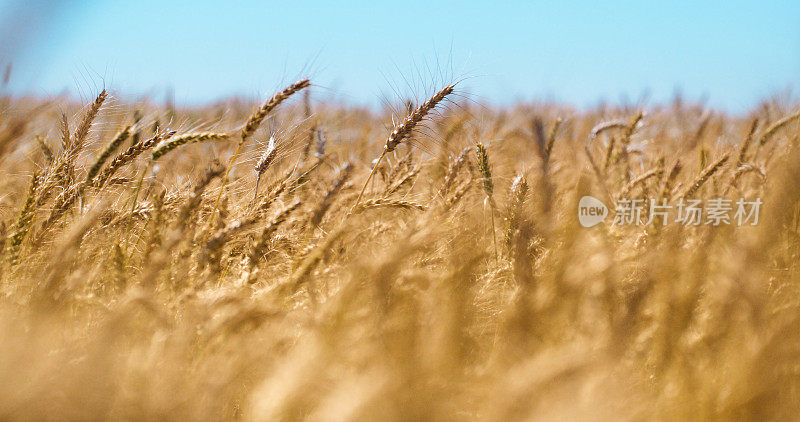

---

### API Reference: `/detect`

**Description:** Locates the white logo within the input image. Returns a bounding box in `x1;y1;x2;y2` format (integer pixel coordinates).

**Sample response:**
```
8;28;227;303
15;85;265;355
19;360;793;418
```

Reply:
578;196;608;227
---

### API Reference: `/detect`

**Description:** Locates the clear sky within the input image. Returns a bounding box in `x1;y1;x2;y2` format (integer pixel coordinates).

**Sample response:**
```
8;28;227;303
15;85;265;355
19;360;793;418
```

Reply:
1;0;799;112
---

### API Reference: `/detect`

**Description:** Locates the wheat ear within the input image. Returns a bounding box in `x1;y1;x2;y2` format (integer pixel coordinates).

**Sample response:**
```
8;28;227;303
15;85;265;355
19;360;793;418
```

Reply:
439;146;472;199
59;113;70;151
6;172;41;265
69;89;107;156
226;79;310;194
590;120;627;141
725;164;767;196
385;166;420;196
354;84;456;209
504;174;528;250
245;199;302;283
657;160;682;201
241;79;311;143
151;132;230;160
616;168;663;199
284;225;345;296
84;125;132;184
35;136;53;163
355;198;428;212
544;117;562;164
311;162;353;227
735;118;759;167
124;132;228;240
476;142;498;261
93;131;176;188
254;135;278;201
205;79;309;234
679;152;730;199
759;110;800;146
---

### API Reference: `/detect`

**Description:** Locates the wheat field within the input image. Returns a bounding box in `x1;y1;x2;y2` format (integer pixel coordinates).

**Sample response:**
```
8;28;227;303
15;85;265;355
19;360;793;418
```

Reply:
0;76;799;420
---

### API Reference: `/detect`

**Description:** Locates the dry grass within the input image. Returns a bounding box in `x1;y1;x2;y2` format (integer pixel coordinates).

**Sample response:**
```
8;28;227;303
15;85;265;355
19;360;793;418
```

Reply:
0;80;799;421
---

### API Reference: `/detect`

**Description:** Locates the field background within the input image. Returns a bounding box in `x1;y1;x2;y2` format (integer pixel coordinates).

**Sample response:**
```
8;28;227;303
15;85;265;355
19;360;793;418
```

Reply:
0;77;799;420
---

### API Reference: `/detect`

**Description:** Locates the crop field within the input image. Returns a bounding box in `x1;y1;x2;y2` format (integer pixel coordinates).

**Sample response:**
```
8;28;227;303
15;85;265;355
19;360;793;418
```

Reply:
0;76;799;420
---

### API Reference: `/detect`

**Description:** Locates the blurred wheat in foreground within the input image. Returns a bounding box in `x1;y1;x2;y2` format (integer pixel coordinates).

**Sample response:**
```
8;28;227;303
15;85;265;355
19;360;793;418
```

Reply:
1;77;800;421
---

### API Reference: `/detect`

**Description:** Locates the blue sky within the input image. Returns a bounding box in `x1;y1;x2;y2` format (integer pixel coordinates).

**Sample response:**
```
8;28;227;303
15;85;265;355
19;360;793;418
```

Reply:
1;0;799;112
